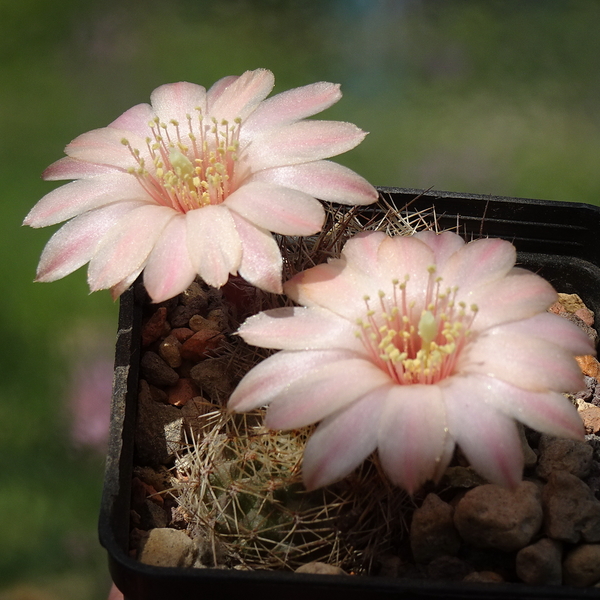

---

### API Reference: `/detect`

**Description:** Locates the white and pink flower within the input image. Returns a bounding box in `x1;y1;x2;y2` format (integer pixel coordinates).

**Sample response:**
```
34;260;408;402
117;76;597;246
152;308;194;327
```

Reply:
24;69;377;301
229;230;594;494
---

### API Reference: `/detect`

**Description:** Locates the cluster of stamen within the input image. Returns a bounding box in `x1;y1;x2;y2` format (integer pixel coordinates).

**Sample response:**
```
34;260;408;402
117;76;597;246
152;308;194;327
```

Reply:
355;266;478;385
121;110;242;213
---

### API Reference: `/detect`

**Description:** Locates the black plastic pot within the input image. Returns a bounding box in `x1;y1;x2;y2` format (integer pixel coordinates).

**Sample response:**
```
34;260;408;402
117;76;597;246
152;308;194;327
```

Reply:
100;188;600;600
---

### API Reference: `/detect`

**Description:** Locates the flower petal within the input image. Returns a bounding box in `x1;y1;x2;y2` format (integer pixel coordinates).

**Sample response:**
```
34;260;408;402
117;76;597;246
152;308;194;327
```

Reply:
229;212;283;294
242;82;342;136
303;388;386;490
442;376;524;488
209;68;274;122
377;384;450;495
238;306;362;351
253;160;377;205
143;214;197;303
414;230;465;270
185;205;242;288
225;181;325;235
111;266;143;300
108;103;155;137
23;173;147;227
150;82;207;127
43;157;121;181
451;373;584;440
462;330;585;393
87;204;175;291
265;357;391;430
34;201;142;282
228;348;357;413
465;271;557;330
65;127;145;168
248;120;368;171
488;312;595;357
440;237;517;290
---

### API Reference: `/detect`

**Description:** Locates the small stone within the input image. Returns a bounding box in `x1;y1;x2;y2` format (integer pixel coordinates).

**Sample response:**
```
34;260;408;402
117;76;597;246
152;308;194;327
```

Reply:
377;554;402;577
454;481;542;552
536;434;593;480
170;304;201;328
440;466;488;489
138;528;197;568
563;544;600;587
167;378;200;407
462;571;504;583
170;327;195;343
581;406;600;435
576;355;600;380
140;351;179;387
295;562;347;575
190;358;234;401
410;493;461;563
159;334;183;369
515;538;562;585
189;314;219;333
180;281;210;309
139;499;169;529
426;555;472;581
135;380;184;465
181;397;214;436
180;329;224;361
542;470;600;543
142;307;168;347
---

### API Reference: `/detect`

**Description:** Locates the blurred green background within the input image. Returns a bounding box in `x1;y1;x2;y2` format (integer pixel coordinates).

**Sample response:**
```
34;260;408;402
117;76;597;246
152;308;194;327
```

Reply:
2;1;600;598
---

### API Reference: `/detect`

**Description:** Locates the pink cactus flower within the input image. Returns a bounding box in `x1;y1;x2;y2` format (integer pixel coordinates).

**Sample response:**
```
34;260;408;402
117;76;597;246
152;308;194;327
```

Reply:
24;69;377;302
229;230;594;494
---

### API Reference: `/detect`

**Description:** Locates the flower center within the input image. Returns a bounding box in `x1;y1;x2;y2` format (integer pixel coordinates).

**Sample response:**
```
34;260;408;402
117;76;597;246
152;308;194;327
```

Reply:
355;266;478;385
121;111;243;213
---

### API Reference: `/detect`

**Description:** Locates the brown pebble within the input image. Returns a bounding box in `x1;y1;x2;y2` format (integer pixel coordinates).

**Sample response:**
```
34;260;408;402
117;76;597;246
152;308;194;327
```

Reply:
577;355;600;380
159;335;183;369
171;327;195;343
141;351;179;386
142;307;168;347
189;314;219;333
167;378;200;407
295;562;347;575
180;329;224;361
580;406;600;435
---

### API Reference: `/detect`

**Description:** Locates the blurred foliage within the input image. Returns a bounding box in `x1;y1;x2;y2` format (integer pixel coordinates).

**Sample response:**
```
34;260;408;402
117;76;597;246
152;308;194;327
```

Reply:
2;1;599;598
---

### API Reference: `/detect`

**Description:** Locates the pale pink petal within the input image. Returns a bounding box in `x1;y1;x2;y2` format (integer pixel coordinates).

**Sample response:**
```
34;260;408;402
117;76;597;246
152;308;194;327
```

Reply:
253;160;377;205
209;69;275;122
443;378;524;488
440;237;517;290
229;212;282;294
341;231;388;277
488;312;595;357
205;75;239;106
284;260;371;320
43;157;121;181
65;127;146;168
376;235;435;312
242;82;342;137
265;358;391;430
377;384;449;495
465;272;557;330
461;331;585;393
23;174;147;227
150;82;207;126
34;201;142;282
225;181;325;235
108;103;155;137
303;388;387;490
185;205;241;288
448;373;584;440
110;267;143;300
248;120;368;171
88;204;175;291
238;306;362;351
414;230;465;270
143;215;197;303
228;349;357;413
